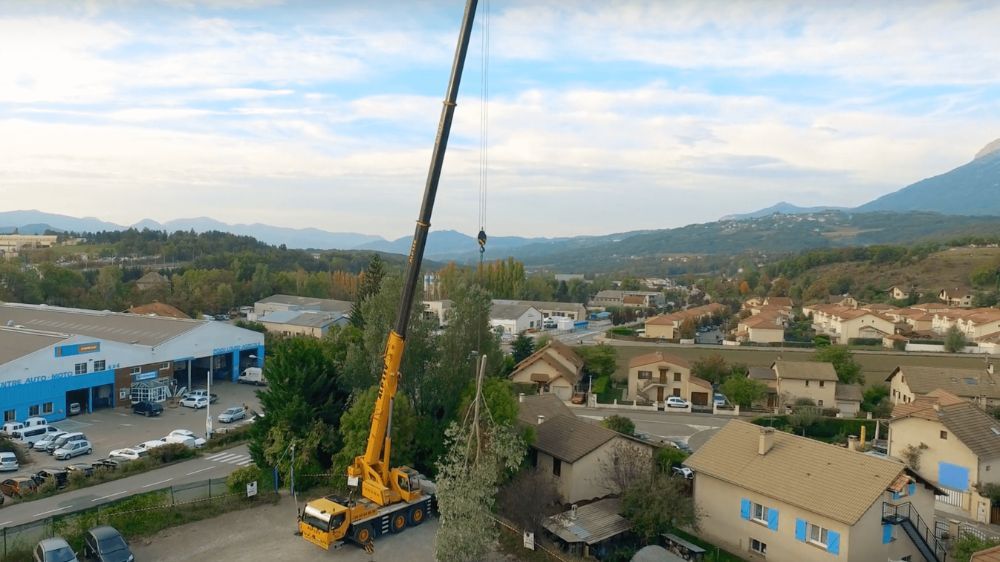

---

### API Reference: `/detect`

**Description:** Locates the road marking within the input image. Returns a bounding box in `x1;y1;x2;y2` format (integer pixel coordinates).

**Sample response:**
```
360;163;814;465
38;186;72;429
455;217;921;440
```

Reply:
237;459;253;466
0;521;13;527
91;490;128;502
206;452;232;460
142;478;173;488
208;453;239;462
34;506;68;517
186;466;215;476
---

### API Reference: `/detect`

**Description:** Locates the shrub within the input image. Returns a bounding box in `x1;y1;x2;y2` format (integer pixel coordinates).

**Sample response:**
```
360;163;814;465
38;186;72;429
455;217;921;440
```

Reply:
68;470;88;488
148;443;196;464
608;327;637;336
227;464;275;496
601;415;636;436
847;338;882;346
591;375;610;395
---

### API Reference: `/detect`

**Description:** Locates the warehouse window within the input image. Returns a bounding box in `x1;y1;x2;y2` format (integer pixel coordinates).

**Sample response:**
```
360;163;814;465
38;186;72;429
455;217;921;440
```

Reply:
3;410;14;422
132;367;141;375
160;362;170;371
29;405;40;417
93;360;106;371
75;363;87;375
553;458;562;477
43;402;53;415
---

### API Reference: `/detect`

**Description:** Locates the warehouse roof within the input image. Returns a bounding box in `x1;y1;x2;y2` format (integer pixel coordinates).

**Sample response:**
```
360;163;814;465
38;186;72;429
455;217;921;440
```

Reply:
260;310;347;328
0;303;201;346
256;294;353;313
490;302;538;321
0;327;69;365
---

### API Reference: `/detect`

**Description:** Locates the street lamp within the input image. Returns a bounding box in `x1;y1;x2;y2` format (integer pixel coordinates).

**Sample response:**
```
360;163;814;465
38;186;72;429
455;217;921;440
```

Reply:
206;361;213;440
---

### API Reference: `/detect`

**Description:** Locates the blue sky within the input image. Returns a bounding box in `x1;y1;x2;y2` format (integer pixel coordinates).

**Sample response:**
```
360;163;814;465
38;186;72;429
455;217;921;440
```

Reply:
2;0;999;239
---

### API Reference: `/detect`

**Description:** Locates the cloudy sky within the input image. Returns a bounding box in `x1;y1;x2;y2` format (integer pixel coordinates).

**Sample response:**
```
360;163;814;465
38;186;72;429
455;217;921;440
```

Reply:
2;0;999;239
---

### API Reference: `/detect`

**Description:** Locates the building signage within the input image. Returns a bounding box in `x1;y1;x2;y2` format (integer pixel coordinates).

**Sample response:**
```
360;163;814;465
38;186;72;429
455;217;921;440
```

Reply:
0;362;121;389
212;343;260;355
54;342;101;357
133;372;158;382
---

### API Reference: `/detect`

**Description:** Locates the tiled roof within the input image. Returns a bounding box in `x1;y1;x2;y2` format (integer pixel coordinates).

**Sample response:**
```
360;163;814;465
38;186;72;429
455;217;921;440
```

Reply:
748;366;776;381
127;302;190;319
690;376;712;391
685;420;909;525
628;351;690;369
741;312;783;329
645;304;726;326
772;360;838;382
516;394;573;426
510;341;583;386
971;544;1000;562
533;414;617;463
835;384;863;402
763;297;793;308
893;394;1000;460
886;366;1000;400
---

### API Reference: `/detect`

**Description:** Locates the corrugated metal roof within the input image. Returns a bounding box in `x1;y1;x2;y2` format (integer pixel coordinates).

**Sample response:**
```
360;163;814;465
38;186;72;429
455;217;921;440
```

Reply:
490;302;537;320
684;420;907;525
543;498;631;545
0;303;201;346
256;294;353;313
0;327;68;365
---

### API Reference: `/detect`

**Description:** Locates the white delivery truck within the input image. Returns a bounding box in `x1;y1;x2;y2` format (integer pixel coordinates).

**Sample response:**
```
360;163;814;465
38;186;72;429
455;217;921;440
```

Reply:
238;367;266;386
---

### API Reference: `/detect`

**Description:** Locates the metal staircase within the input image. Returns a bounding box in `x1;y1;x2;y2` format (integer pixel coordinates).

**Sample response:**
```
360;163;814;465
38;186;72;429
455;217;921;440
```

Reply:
882;502;947;562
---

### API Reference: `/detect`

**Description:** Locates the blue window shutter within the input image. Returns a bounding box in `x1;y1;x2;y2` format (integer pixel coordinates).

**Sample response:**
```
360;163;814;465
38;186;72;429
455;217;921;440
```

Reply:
795;519;807;542
882;524;893;544
740;498;751;520
891;490;900;500
908;482;916;496
767;508;779;531
828;530;841;555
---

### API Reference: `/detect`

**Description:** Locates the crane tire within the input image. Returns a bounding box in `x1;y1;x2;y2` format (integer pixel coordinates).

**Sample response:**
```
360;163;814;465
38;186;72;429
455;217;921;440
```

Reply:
352;524;373;544
391;513;407;533
408;505;426;526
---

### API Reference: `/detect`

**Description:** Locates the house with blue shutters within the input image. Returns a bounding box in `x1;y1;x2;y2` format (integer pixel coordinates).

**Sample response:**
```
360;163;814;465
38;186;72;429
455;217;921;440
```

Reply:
685;420;944;562
889;389;1000;525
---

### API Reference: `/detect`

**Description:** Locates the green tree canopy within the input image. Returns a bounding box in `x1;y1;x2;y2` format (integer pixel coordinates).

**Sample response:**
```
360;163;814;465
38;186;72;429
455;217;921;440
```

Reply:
349;253;385;328
720;376;768;408
601;415;636;436
511;333;535;364
814;345;863;384
945;325;968;353
575;343;618;379
690;354;730;386
622;474;699;542
331;386;418;479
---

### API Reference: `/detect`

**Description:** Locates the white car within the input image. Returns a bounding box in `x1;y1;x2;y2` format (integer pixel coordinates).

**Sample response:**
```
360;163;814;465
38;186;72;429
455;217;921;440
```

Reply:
665;396;690;409
673;466;694;479
109;447;148;461
136;439;170;451
0;451;19;472
167;429;207;448
180;396;209;409
218;407;247;424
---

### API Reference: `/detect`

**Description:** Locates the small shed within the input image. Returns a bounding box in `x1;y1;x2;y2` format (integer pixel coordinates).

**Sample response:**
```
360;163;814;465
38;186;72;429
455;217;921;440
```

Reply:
543;498;632;559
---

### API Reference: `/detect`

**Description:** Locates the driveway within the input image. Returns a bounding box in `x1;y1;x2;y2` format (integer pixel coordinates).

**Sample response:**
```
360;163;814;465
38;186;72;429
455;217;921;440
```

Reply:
131;494;441;562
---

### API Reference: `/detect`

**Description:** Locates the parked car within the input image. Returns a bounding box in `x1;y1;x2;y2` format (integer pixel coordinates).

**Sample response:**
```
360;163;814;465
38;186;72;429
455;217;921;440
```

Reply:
68;402;82;416
182;389;218;403
237;367;266;386
672;466;694;479
33;537;79;562
108;447;148;462
667;439;693;454
167;429;206;448
713;393;729;407
180;396;209;409
1;476;39;497
54;439;93;461
83;525;134;562
47;432;87;454
34;431;68;451
92;458;124;472
13;425;55;446
1;421;25;436
0;451;19;472
66;463;95;478
32;468;69;489
218;406;247;424
132;400;163;417
665;396;690;409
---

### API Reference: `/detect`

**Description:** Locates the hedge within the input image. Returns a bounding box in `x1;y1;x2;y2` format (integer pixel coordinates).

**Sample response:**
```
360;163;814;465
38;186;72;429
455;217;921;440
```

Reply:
848;338;882;346
752;416;877;442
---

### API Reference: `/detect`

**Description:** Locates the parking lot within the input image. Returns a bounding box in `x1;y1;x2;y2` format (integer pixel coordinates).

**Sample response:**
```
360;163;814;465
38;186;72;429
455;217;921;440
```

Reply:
4;380;262;473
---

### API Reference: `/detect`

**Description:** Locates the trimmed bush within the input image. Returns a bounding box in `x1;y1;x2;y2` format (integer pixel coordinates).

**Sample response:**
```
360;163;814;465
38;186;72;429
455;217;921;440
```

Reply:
227;464;275;495
848;338;882;346
147;443;196;464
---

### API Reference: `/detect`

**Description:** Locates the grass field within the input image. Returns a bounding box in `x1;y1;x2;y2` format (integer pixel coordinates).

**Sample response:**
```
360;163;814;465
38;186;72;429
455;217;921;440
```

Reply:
604;342;988;386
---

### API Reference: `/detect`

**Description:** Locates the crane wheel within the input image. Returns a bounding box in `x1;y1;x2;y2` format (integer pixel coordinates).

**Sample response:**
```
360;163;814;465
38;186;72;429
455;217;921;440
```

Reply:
391;513;407;533
408;505;425;526
352;524;373;544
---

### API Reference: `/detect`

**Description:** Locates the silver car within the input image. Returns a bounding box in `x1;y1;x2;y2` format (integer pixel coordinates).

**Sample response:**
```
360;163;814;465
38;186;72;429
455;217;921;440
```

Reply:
54;440;93;461
34;431;68;451
34;537;79;562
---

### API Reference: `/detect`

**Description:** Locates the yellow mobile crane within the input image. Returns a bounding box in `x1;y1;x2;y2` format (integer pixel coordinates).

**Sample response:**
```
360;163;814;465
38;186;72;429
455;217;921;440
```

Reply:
298;0;479;550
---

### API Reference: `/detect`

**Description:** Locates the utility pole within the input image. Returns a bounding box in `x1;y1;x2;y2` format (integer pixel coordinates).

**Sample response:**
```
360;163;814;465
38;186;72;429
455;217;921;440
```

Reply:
205;360;213;439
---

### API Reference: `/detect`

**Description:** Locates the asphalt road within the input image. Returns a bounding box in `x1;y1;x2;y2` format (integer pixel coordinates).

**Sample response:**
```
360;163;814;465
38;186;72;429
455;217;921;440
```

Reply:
0;444;251;528
575;407;733;450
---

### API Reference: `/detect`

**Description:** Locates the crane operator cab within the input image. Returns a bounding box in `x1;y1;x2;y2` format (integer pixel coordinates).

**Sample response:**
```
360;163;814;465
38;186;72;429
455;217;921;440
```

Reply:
300;498;350;549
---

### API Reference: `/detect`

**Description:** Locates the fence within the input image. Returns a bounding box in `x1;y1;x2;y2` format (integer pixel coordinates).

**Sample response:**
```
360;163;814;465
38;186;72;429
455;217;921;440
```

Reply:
1;476;269;559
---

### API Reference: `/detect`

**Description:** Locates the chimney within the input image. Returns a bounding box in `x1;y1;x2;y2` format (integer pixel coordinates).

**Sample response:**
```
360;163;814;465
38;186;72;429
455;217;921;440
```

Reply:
570;504;578;520
932;402;940;411
537;415;545;425
989;363;995;375
758;427;775;455
847;435;858;451
519;393;525;403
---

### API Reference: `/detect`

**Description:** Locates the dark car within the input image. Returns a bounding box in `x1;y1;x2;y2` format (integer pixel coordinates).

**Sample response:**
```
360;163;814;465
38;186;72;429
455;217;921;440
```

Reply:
1;476;39;497
132;400;163;417
32;467;69;489
83;526;134;562
66;463;95;478
91;458;123;472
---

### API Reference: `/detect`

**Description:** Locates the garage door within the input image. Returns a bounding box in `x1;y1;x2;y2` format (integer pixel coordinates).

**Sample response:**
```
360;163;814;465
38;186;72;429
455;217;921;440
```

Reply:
690;392;709;406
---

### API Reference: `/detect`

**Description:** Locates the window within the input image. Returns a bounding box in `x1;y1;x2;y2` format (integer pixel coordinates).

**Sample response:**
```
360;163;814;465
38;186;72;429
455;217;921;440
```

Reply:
809;523;829;547
752;503;769;524
674;373;681;382
160;362;170;371
552;458;562;477
3;410;14;422
819;381;825;388
132;367;141;375
93;360;106;371
818;400;824;407
28;404;40;416
43;402;53;415
75;362;87;375
638;370;652;380
750;538;767;555
940;431;948;440
805;380;810;387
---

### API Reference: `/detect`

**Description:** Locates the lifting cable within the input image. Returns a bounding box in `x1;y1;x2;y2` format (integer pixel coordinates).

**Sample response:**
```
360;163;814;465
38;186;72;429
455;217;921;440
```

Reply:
476;0;490;263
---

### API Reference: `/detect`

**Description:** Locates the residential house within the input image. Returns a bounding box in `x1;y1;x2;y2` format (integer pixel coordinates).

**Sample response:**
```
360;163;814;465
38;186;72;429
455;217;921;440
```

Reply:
940;287;975;308
764;296;793;309
803;304;894;343
489;302;542;335
258;310;349;338
252;294;353;320
885;366;1000;408
888;390;1000;523
685;420;943;562
493;299;588;321
127;302;190;319
644;303;727;339
888;286;912;300
529;413;655;503
421;299;452;328
771;360;839;409
544;498;632;559
590;290;664;309
516;393;574;426
627;352;712;405
748;366;780;409
135;271;170;292
736;311;785;344
509;340;584;400
835;384;864;417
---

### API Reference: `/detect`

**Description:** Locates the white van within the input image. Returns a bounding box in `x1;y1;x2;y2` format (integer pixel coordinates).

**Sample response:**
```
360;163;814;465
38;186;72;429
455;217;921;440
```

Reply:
1;421;24;436
12;425;51;446
237;367;266;386
24;416;48;428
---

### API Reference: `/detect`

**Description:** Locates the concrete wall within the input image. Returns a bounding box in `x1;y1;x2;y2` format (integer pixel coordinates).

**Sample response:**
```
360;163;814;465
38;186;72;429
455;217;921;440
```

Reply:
747;326;784;344
645;323;675;339
260;321;324;338
888;416;980;493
